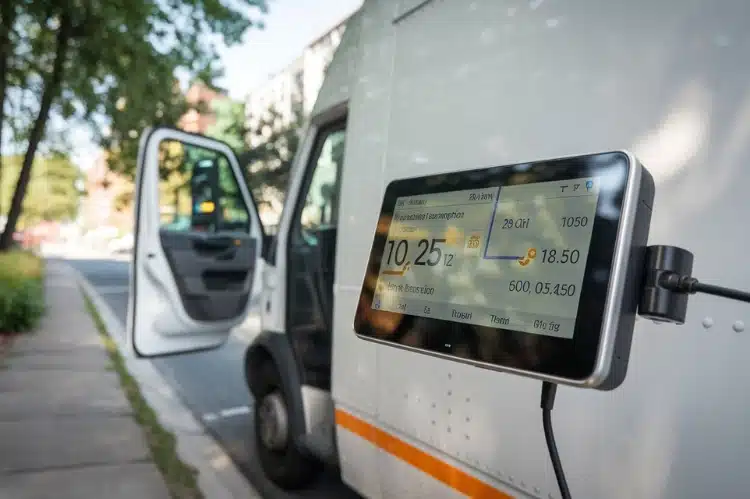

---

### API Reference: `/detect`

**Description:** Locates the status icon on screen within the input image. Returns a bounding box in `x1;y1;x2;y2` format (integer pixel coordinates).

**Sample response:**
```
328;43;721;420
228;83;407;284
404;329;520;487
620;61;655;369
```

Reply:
585;180;594;191
518;247;537;267
466;234;481;249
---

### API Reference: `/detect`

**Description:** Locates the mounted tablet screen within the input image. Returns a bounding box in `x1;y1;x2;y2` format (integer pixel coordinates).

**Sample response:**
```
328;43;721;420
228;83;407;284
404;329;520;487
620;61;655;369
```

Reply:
354;151;654;390
373;179;599;339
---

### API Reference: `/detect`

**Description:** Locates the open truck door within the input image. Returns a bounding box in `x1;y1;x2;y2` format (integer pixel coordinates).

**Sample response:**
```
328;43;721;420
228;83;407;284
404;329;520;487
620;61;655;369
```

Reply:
126;127;264;357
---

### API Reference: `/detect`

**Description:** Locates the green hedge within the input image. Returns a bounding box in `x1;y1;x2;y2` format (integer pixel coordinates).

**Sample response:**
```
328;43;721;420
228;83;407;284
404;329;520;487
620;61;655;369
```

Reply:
0;251;45;333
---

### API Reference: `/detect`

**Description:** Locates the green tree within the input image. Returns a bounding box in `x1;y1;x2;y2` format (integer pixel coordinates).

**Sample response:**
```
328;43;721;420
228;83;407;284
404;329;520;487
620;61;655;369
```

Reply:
0;154;81;228
0;0;268;250
207;98;247;151
206;99;304;211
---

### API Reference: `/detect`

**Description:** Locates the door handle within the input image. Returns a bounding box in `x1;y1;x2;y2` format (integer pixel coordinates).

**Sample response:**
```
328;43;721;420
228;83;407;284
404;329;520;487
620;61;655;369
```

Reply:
214;247;238;260
193;236;234;251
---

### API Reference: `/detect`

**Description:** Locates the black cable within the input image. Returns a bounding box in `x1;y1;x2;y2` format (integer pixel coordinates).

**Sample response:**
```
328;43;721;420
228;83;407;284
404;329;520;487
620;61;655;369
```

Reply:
659;273;750;303
692;282;750;303
541;382;572;499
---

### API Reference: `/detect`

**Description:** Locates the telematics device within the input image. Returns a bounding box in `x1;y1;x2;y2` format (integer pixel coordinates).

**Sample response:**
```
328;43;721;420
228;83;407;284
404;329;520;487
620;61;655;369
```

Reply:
355;150;750;499
354;150;655;390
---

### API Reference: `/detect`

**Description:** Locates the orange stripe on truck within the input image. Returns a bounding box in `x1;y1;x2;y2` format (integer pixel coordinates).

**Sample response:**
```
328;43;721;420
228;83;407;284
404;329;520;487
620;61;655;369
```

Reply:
335;409;513;498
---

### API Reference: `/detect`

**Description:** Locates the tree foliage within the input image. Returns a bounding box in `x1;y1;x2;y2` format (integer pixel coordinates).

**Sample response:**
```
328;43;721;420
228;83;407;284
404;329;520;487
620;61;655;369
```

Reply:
206;98;247;151
0;154;81;228
206;98;304;211
0;0;268;249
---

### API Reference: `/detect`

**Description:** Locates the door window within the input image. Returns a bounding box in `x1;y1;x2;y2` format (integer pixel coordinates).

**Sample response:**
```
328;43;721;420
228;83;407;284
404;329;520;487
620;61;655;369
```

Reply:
296;127;347;240
157;139;250;233
286;119;347;390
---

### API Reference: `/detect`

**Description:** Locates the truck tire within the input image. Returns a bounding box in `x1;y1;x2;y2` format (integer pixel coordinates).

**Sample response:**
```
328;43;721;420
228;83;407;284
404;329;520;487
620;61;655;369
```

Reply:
254;360;320;490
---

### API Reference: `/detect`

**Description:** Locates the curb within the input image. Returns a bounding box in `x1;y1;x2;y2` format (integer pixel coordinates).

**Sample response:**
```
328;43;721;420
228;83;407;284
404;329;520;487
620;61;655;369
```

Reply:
70;263;261;499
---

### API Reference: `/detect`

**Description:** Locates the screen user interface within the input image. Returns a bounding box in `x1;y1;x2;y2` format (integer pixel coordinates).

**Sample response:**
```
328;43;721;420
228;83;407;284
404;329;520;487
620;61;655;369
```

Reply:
371;178;601;339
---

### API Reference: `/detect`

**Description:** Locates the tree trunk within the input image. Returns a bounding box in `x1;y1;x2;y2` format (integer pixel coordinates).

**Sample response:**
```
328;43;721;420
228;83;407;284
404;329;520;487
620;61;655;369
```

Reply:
0;0;17;216
0;13;72;251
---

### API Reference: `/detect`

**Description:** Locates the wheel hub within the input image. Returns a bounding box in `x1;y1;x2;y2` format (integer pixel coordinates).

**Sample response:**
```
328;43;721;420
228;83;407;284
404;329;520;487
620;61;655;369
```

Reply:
257;392;289;451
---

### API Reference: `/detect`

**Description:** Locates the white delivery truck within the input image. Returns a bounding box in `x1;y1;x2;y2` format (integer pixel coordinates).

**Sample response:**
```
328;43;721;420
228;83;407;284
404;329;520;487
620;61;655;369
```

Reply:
126;0;750;497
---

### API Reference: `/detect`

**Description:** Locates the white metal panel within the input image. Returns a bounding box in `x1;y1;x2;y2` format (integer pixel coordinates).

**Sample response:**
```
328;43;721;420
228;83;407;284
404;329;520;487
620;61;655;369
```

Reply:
311;9;364;118
331;2;401;491
377;346;560;498
331;2;399;288
363;0;750;498
332;291;379;416
332;0;750;498
378;443;468;499
332;0;401;417
394;0;435;23
337;423;383;498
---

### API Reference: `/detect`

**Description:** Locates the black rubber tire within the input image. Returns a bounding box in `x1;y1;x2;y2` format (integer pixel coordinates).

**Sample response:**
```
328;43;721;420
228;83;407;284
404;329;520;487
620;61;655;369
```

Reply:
254;361;321;490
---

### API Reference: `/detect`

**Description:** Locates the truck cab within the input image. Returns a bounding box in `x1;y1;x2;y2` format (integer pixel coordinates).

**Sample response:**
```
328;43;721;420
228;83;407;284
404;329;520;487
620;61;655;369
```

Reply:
127;1;750;498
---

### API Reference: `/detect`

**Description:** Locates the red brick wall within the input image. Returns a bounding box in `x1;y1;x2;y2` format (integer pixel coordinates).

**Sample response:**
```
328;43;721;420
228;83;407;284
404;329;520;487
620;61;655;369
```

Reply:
178;82;228;134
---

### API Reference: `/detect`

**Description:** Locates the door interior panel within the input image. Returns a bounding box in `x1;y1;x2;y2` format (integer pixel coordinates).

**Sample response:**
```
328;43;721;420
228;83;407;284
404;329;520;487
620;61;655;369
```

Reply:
160;230;256;322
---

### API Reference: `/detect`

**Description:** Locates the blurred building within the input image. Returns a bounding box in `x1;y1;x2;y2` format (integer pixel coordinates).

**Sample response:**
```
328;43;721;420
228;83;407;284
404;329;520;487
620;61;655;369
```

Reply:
242;11;354;230
179;82;230;134
244;12;352;147
79;83;229;245
80;152;133;234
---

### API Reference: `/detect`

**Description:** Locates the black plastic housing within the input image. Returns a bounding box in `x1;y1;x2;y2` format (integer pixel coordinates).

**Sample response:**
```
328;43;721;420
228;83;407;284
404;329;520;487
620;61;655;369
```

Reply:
638;245;694;324
354;151;655;390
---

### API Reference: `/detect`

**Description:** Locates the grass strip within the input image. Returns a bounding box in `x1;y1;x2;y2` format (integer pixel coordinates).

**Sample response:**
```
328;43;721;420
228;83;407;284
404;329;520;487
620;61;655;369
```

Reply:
82;290;204;499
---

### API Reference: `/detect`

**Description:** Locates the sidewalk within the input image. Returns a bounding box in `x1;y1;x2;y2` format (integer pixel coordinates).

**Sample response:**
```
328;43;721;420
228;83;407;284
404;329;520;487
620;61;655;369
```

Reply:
0;260;170;499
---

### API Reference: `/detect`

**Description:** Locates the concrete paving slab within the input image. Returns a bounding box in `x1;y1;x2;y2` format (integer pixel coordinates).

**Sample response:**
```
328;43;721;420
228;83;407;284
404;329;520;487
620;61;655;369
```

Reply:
1;348;111;370
0;260;171;499
0;392;131;420
0;368;122;393
0;462;169;499
0;371;130;419
8;334;104;354
0;416;151;473
28;317;98;335
74;261;263;498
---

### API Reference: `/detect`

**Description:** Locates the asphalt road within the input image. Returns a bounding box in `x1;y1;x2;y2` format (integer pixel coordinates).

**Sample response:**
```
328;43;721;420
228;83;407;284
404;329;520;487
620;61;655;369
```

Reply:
67;257;358;499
